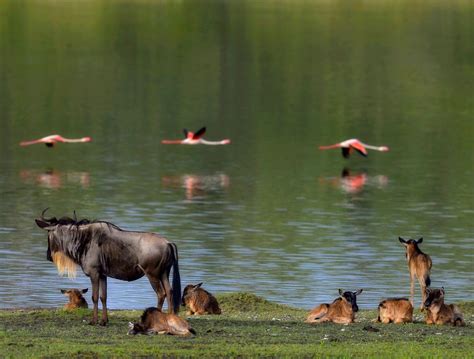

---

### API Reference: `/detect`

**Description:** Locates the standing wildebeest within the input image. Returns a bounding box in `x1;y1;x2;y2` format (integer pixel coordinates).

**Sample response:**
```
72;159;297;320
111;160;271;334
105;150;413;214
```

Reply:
377;298;413;324
61;288;88;310
35;209;181;326
424;287;465;326
182;282;221;315
399;237;432;309
305;289;363;324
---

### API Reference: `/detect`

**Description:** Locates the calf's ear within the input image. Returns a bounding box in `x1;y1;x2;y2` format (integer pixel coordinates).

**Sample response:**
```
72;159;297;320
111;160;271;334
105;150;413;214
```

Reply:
82;288;88;293
60;289;66;294
195;282;203;289
354;289;363;296
417;237;423;244
440;287;445;295
338;289;344;296
398;237;407;244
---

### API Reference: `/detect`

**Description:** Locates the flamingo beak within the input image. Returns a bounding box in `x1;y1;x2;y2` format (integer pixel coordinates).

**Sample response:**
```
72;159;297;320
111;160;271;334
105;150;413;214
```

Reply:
380;146;389;151
84;137;92;142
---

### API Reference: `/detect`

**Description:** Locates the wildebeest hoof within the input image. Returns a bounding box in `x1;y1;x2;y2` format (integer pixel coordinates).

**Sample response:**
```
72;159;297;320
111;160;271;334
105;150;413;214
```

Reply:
100;320;108;326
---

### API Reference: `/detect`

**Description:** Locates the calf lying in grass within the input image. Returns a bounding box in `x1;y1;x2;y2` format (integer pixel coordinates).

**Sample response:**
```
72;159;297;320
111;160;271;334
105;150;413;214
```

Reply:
424;288;465;326
306;289;363;324
128;307;196;336
61;288;88;310
377;298;413;324
182;282;221;315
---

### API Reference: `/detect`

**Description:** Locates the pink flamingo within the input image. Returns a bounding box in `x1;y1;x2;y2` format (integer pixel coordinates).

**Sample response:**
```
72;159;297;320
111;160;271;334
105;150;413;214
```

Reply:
20;134;92;148
161;127;230;145
319;139;389;158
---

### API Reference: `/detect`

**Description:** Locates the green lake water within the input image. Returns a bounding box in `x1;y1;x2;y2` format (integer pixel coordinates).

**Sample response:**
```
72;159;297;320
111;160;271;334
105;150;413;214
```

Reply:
0;0;472;309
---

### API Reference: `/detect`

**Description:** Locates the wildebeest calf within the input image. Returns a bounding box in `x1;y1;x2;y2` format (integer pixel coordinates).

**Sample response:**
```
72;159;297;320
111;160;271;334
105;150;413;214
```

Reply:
377;298;413;324
181;282;221;315
128;307;196;336
424;288;465;326
399;237;432;309
306;289;363;324
61;288;88;310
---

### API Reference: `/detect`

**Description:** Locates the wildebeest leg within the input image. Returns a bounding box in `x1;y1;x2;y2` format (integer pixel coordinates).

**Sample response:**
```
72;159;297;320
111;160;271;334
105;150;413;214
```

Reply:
417;276;426;311
160;272;174;313
409;273;415;307
90;275;100;325
144;274;166;310
99;275;108;326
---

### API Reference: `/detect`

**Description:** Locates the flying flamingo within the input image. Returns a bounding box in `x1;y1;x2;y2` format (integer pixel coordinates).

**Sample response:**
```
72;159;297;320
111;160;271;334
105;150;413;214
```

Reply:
20;134;92;148
161;127;230;145
319;138;389;158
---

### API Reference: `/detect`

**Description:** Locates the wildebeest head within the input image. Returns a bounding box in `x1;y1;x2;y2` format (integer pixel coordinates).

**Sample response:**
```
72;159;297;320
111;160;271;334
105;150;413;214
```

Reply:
399;237;423;257
339;289;363;313
127;321;147;335
181;282;203;306
424;287;445;308
35;208;86;277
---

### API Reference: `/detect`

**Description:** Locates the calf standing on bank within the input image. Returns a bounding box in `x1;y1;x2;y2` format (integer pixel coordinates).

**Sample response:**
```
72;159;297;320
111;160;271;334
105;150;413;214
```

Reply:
399;237;432;309
424;288;465;326
181;282;221;315
128;307;196;336
377;298;413;324
306;289;363;324
61;288;88;310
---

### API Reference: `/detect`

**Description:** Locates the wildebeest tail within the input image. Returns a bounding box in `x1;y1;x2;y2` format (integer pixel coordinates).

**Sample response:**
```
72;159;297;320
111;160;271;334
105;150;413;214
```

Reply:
424;274;431;287
169;243;181;313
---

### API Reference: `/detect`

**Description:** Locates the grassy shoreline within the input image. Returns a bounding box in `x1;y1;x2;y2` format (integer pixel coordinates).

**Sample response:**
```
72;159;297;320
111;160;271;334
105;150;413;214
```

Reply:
1;293;473;358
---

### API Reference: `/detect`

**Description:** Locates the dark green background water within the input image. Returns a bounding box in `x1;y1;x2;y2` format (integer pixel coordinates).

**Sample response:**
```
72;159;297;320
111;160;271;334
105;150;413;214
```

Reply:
0;0;472;309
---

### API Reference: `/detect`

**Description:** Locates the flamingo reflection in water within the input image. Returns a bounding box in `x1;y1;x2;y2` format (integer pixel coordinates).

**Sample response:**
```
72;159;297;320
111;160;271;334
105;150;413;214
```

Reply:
319;168;388;194
162;174;230;200
20;169;90;189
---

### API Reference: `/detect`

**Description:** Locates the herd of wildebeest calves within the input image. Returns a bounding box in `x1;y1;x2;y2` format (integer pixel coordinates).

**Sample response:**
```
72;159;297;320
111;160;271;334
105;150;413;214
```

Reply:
35;209;465;337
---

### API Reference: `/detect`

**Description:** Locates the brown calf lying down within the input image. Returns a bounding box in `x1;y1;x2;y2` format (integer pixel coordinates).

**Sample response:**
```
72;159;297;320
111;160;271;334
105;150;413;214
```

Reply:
399;237;432;309
424;288;465;326
181;282;221;315
377;298;413;324
128;307;196;336
306;289;363;324
61;288;88;310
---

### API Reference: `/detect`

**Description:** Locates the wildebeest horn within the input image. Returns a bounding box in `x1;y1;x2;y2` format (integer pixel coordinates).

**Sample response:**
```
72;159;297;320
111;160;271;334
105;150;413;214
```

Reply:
41;207;50;219
73;210;77;222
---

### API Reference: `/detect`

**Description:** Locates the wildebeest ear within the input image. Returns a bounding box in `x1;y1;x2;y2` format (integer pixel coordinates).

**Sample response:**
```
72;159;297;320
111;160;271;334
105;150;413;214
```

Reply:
35;219;56;230
440;287;445;295
338;289;344;296
60;289;66;294
417;237;423;244
82;288;88;294
398;237;407;244
354;289;363;296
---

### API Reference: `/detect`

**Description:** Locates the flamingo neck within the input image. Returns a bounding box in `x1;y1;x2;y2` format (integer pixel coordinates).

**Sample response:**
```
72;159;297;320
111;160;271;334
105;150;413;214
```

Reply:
361;144;389;151
199;139;231;145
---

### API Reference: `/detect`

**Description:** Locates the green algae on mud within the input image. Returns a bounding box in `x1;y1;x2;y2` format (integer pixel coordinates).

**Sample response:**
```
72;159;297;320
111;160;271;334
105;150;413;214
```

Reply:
1;294;473;358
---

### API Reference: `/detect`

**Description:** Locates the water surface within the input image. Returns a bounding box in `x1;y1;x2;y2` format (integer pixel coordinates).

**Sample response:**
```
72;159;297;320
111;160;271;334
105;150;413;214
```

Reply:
0;0;472;310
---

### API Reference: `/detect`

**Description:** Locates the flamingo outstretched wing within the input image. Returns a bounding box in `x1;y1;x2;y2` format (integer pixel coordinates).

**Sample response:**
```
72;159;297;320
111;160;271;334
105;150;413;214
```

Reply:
192;127;206;140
